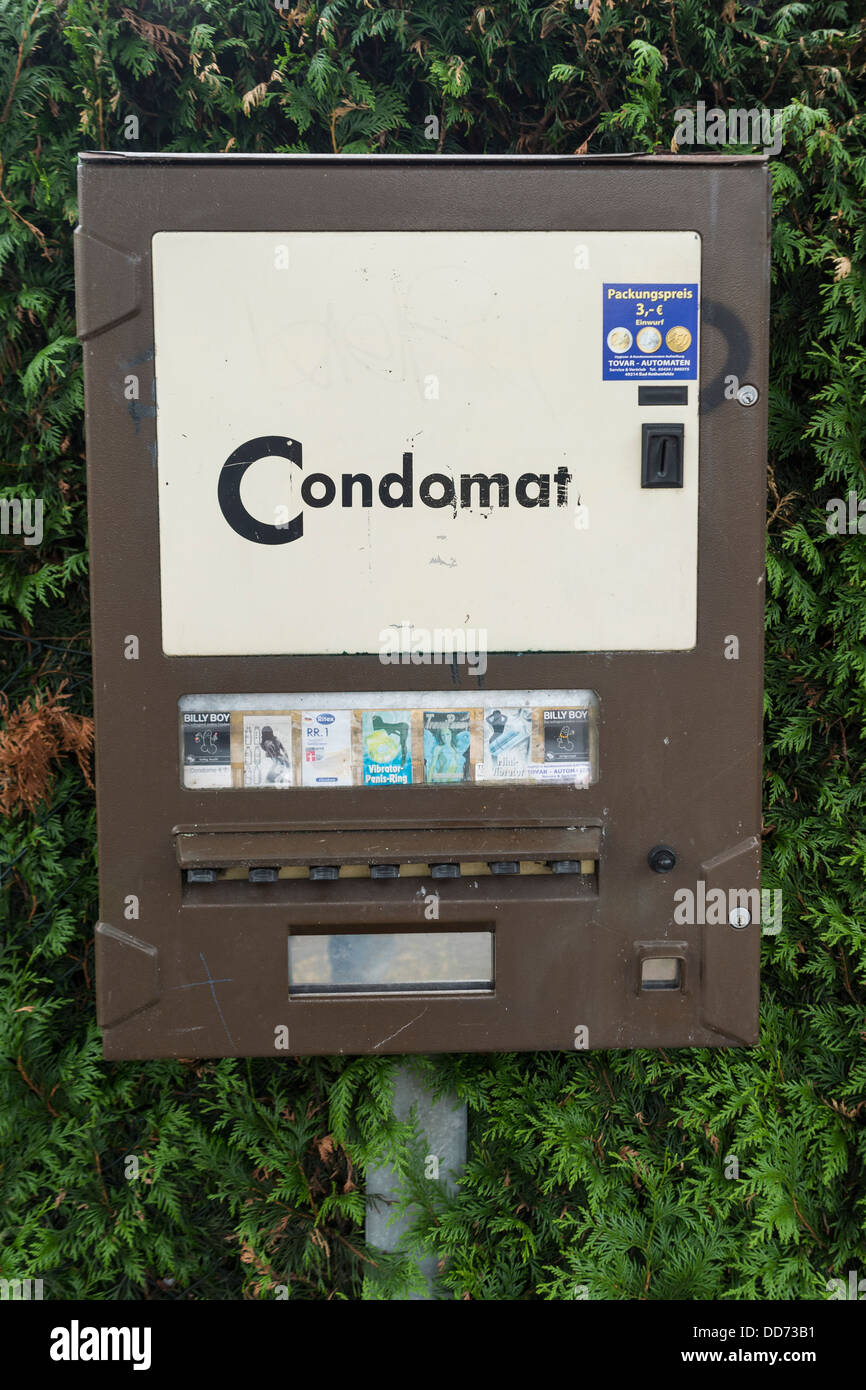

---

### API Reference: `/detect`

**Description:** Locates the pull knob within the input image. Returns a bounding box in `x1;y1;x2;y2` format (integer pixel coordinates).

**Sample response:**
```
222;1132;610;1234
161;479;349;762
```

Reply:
647;845;677;874
248;866;279;883
310;865;339;882
370;863;400;880
431;863;460;879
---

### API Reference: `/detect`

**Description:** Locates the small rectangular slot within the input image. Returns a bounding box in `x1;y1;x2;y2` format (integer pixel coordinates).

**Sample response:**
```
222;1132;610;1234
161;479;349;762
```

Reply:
638;385;688;405
640;957;682;991
289;930;494;995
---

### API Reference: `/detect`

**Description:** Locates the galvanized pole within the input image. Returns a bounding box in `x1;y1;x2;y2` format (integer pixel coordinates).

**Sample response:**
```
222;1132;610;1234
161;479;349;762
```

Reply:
365;1064;467;1300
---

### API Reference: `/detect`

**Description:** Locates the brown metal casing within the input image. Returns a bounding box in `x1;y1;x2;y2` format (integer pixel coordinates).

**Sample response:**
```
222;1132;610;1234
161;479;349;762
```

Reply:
76;153;769;1057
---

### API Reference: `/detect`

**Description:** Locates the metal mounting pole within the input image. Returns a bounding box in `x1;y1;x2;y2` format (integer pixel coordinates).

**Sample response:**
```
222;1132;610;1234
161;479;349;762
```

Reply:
364;1064;467;1300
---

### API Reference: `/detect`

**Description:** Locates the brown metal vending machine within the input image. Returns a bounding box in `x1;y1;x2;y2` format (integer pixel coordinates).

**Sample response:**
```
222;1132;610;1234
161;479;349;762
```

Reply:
75;152;769;1058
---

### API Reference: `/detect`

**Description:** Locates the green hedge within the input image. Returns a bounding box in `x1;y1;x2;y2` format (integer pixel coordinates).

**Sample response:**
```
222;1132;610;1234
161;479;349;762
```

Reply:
1;0;864;1300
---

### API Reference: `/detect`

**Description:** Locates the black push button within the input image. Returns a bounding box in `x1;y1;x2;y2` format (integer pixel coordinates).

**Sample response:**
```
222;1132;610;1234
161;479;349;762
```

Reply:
647;845;677;874
186;868;217;884
431;863;460;879
310;865;339;881
489;861;520;876
249;866;279;883
642;423;684;488
549;860;582;875
370;863;400;880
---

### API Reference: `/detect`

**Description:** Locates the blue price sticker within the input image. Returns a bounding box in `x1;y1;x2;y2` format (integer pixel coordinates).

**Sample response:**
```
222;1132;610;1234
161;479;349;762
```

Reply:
602;283;698;381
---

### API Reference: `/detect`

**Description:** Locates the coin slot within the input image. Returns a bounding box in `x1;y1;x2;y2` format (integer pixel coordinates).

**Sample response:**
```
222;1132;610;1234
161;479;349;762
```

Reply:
641;423;684;489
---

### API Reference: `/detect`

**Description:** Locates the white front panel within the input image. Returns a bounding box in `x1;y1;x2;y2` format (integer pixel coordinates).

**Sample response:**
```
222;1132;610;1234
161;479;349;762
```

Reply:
153;231;700;655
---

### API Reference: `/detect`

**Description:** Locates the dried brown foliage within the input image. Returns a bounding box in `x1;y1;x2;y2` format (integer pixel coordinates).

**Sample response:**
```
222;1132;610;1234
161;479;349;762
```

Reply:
0;682;93;814
120;8;186;75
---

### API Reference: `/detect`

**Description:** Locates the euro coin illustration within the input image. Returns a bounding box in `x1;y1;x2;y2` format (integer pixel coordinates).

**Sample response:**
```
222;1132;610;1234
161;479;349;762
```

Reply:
606;327;632;353
665;325;692;353
636;326;662;353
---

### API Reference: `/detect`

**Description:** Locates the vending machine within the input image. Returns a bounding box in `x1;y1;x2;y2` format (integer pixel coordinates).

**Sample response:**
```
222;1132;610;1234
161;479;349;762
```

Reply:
76;152;769;1056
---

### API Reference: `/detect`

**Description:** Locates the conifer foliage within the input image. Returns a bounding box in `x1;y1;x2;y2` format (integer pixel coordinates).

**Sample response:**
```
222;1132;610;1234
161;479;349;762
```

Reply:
0;1;864;1299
